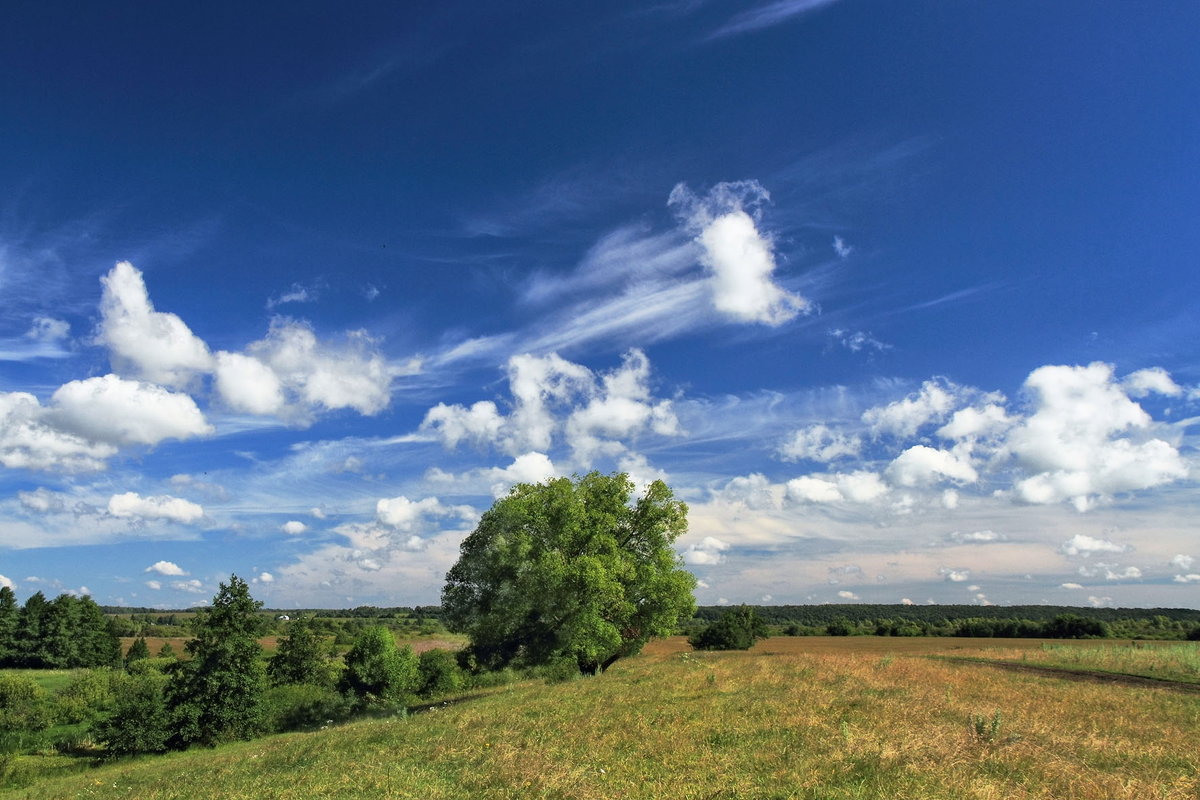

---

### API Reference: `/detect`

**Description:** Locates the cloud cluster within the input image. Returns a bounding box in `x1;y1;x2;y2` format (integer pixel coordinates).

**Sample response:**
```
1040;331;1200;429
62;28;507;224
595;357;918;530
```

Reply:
108;492;204;524
422;349;679;467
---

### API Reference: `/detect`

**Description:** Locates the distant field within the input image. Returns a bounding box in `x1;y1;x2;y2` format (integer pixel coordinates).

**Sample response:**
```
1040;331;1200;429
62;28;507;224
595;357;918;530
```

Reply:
5;635;1197;799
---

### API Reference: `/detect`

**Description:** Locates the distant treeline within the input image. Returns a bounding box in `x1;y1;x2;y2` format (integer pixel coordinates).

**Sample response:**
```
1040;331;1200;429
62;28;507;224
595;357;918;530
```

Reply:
692;604;1200;640
0;587;122;669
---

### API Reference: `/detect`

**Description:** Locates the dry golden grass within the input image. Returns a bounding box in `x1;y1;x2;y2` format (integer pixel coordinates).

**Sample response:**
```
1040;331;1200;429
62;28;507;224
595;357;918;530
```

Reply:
8;636;1197;799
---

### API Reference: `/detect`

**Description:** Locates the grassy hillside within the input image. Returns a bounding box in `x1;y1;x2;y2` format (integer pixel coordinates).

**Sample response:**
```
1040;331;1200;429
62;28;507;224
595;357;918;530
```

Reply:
4;637;1198;799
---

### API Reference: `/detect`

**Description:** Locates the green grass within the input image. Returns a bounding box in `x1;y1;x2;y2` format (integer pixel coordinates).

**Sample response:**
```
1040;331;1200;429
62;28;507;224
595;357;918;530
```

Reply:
2;637;1197;799
968;641;1200;684
0;669;76;694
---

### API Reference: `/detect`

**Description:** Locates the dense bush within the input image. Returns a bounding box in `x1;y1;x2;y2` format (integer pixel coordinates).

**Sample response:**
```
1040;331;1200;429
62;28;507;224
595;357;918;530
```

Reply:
339;627;420;707
269;616;337;688
261;684;352;733
689;606;769;651
0;675;52;733
92;671;170;756
54;669;116;725
417;648;463;697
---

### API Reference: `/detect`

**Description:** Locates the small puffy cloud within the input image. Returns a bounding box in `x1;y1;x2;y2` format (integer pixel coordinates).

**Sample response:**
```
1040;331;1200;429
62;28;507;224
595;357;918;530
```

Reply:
1122;367;1182;398
144;560;187;576
785;470;888;505
281;521;308;535
714;472;785;510
900;598;914;605
939;567;970;582
1059;534;1130;557
565;350;680;462
0;574;13;590
172;579;205;594
421;401;505;450
49;375;212;446
1088;596;1113;608
778;424;861;463
26;317;70;343
1173;574;1200;584
375;496;473;530
941;489;959;509
256;572;275;583
144;580;161;590
1104;566;1142;580
786;476;842;503
488;452;558;496
109;493;204;524
1060;582;1084;589
886;445;978;487
214;351;286;415
1169;554;1194;571
862;379;959;439
682;536;731;565
833;236;852;259
97;261;213;387
837;590;859;600
669;180;808;326
937;404;1012;441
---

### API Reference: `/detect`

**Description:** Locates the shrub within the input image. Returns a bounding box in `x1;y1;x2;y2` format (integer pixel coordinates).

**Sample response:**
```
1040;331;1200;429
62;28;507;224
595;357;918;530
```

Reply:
417;648;463;697
339;627;420;708
54;669;116;725
0;675;51;733
261;684;352;733
689;606;769;651
92;671;170;756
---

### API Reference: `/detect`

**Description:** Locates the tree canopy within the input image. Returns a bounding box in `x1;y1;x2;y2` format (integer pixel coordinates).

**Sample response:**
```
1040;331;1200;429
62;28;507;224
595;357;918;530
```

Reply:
443;472;696;674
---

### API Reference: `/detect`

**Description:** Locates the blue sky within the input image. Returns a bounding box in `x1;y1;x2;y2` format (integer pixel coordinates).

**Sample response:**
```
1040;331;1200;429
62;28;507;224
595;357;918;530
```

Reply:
2;1;1198;609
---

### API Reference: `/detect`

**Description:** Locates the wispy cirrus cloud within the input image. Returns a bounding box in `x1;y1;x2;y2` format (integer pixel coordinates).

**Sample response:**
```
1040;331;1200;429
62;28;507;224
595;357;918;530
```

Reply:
706;0;842;41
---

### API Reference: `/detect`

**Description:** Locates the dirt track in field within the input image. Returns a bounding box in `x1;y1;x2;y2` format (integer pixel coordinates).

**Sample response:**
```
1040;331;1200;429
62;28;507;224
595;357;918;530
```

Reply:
942;656;1200;694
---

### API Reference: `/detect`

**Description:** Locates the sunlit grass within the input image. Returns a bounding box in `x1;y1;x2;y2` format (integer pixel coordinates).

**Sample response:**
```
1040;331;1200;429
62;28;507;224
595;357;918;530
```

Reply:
3;636;1197;799
970;641;1200;684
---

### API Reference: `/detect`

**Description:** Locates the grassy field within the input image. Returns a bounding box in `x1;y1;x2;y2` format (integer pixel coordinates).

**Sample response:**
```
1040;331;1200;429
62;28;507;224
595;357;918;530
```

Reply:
957;640;1200;685
3;636;1197;799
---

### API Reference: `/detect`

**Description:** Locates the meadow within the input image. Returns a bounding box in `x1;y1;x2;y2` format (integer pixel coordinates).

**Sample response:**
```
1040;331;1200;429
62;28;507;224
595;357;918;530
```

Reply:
3;636;1197;799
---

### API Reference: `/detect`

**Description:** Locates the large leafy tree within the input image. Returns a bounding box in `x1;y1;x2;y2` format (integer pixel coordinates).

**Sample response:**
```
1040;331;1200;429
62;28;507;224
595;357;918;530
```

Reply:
338;626;419;707
443;472;696;674
268;615;334;688
165;575;266;748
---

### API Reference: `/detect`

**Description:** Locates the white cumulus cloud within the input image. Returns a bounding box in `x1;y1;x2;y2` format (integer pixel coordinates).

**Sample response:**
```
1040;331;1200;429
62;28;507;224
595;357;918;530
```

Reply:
669;180;808;326
97;261;213;388
144;560;187;576
682;536;731;565
109;493;204;524
281;521;308;535
862;379;959;439
886;445;978;487
1059;534;1130;557
779;424;861;462
49;375;212;446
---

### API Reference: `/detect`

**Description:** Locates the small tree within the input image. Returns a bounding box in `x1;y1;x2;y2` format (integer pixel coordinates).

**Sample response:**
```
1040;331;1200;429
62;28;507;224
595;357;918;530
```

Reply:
443;472;696;674
338;626;419;707
164;575;266;748
125;636;151;667
268;616;334;688
689;606;769;651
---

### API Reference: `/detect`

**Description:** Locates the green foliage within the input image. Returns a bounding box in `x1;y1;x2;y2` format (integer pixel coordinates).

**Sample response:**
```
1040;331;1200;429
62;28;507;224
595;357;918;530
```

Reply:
689;606;769;651
443;472;696;674
268;616;335;688
165;575;267;748
0;587;17;664
53;669;115;724
339;627;420;707
157;641;176;658
124;637;151;667
0;675;52;733
0;592;120;669
968;710;1003;745
1188;626;1200;642
93;671;170;756
417;648;463;697
261;684;352;733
